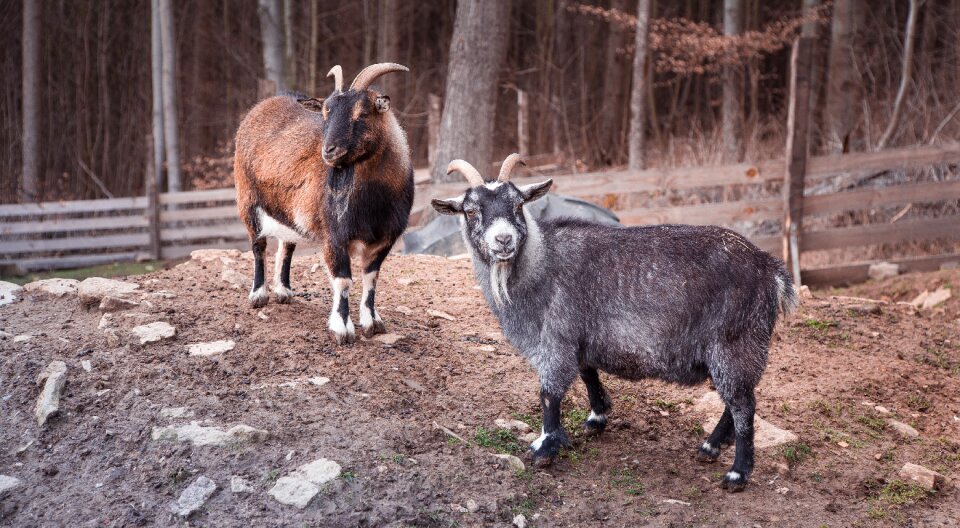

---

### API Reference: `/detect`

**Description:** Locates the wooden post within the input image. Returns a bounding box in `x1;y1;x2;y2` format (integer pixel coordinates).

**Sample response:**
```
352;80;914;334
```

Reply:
427;93;441;169
783;37;814;286
517;89;529;158
146;134;161;260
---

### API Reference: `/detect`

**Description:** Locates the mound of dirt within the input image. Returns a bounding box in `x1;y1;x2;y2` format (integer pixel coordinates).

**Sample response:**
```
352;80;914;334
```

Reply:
1;251;958;526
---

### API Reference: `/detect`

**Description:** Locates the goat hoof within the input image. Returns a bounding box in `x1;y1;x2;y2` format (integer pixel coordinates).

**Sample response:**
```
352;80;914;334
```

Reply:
583;418;607;436
360;319;386;338
695;442;720;463
531;454;556;468
720;470;748;492
332;330;356;345
248;287;269;308
273;285;294;304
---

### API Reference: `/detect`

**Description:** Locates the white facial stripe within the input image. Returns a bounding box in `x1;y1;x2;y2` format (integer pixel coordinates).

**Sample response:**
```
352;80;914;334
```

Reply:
257;208;305;241
530;428;549;451
484;218;519;249
484;182;503;191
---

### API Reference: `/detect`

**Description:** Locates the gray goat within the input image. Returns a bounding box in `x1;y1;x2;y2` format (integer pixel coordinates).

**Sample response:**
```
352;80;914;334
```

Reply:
431;154;798;491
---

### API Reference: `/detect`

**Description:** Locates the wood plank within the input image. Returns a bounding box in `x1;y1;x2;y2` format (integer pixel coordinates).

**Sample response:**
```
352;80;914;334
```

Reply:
804;180;960;216
750;235;783;255
0;214;148;235
0;196;147;217
805;144;960;181
1;233;149;254
160;223;248;242
159;188;236;205
160;205;238;223
802;253;960;287
802;216;960;252
617;199;782;226
2;251;145;273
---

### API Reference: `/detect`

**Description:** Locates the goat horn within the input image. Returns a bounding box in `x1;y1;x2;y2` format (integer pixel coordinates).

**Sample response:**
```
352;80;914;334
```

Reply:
327;65;343;92
446;160;485;188
497;153;526;182
350;62;409;91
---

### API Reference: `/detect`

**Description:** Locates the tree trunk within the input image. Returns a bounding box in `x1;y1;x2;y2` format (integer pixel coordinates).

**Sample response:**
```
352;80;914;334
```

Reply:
283;0;295;91
824;0;864;153
257;0;286;93
151;0;165;194
21;0;41;202
159;0;181;192
876;0;923;150
627;0;651;171
308;0;319;94
599;0;631;165
721;0;744;162
376;0;400;96
551;0;571;161
431;0;511;183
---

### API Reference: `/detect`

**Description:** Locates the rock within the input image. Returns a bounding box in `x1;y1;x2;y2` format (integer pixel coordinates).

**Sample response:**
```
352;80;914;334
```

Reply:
77;277;139;308
899;463;945;490
0;475;21;494
662;498;692;505
149;290;177;299
512;513;527;528
98;296;140;313
696;391;798;449
494;418;532;434
0;281;23;306
191;249;241;263
14;335;33;343
521;432;538;443
151;422;269;447
188;339;235;357
403;379;425;392
169;476;216;517
35;361;67;426
372;333;404;345
848;303;881;316
159;407;194;419
465;499;480;513
868;262;900;281
887;419;920;438
230;475;253;494
427;309;456;321
268;476;320;509
81;360;92;372
910;287;952;310
308;377;330;387
394;305;412;315
471;345;497;353
492;454;525;473
22;278;79;298
797;285;813;299
291;458;341;485
131;321;176;344
874;405;890;414
221;269;247;289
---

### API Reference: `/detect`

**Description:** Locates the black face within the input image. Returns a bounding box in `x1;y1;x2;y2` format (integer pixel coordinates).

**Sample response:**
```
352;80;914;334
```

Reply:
432;180;552;264
318;90;391;167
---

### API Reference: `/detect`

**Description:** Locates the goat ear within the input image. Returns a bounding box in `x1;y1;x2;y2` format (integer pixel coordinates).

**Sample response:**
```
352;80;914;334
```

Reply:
375;95;391;113
298;97;324;112
431;196;464;215
519;179;552;203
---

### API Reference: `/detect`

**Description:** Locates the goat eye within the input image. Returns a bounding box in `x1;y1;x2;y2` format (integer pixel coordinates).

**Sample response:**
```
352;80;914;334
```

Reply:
465;210;477;219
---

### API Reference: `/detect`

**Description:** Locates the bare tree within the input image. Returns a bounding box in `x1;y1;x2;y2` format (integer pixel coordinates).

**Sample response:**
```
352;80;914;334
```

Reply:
876;0;923;150
308;0;319;93
257;0;286;93
721;0;744;162
599;0;631;164
824;0;864;153
376;0;400;97
159;0;181;192
431;0;511;183
628;0;651;171
283;0;295;90
150;0;165;193
21;0;40;201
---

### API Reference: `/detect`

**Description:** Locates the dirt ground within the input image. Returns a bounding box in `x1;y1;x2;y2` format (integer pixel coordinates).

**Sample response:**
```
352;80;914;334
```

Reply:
1;251;959;527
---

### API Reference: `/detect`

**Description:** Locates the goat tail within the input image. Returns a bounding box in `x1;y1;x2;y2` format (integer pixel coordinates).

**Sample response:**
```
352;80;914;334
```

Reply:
773;267;800;317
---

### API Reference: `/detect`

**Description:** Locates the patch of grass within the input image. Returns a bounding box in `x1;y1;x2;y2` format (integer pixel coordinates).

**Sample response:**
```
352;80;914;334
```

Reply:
340;470;356;482
820;427;864;448
857;415;888;433
610;467;645;496
683;485;702;499
446;436;461;446
782;442;812;466
689;423;706;437
511;497;536;517
392;453;406;464
810;472;824;483
906;394;931;412
562;408;590;431
877;480;930;506
781;402;792;414
2;260;164;284
804;318;838;331
654;399;679;412
167;467;189;489
263;468;280;482
474;427;525;455
809;399;845;418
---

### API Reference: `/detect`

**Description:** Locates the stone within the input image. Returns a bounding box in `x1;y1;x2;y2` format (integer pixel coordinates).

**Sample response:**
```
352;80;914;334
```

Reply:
696;391;798;449
221;269;247;289
874;405;890;414
911;287;952;310
98;296;140;313
0;475;21;494
899;463;945;490
0;281;23;306
159;407;194;419
81;360;92;372
492;454;525;473
887;419;920;438
372;333;404;345
169;476;216;517
308;377;330;387
77;277;139;308
35;361;67;426
662;498;692;505
494;418;532;434
848;303;881;316
403;379;425;392
868;262;900;281
188;339;235;357
291;458;341;485
151;422;269;447
797;285;813;299
427;309;456;321
230;475;253;494
268;476;320;509
131;321;176;344
465;499;480;513
472;345;497;353
512;514;527;528
14;335;33;343
521;432;538;443
22;278;79;298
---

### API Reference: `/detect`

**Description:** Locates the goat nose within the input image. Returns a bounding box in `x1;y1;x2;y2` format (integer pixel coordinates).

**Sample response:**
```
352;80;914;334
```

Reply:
495;233;513;246
324;144;338;156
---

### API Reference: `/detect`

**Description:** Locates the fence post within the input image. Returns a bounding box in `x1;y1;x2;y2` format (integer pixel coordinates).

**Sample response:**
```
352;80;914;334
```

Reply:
783;37;813;287
146;134;161;260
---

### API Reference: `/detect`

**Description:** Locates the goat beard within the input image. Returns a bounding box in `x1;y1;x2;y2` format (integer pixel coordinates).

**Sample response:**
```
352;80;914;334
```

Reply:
489;260;512;307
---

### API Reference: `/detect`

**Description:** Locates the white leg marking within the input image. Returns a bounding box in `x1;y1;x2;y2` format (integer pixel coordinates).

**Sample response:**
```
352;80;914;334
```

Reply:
725;471;741;481
327;277;355;342
358;270;380;330
530;428;549;451
701;441;714;451
588;411;607;423
272;241;294;301
249;285;269;306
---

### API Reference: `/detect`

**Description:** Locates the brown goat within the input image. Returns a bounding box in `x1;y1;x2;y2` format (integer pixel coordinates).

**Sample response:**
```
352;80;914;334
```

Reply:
234;63;413;344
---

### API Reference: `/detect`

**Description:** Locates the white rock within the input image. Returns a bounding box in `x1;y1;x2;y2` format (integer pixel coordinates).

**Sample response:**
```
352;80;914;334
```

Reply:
0;475;21;493
521;432;538;443
77;277;139;308
98;296;140;313
81;360;92;372
874;405;890;414
188;339;235;357
22;278;79;298
512;514;527;528
308;377;330;387
697;391;798;449
427;309;456;321
911;287;952;310
492;454;525;473
159;407;194;419
169;476;216;517
372;333;404;345
13;335;33;343
0;281;23;306
151;422;269;446
149;290;177;299
465;499;480;513
221;269;247;289
887;419;920;438
131;321;176;344
268;476;320;509
291;458;341;485
35;361;67;426
662;498;691;505
868;262;900;281
495;418;532;434
899;463;945;490
230;475;253;494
